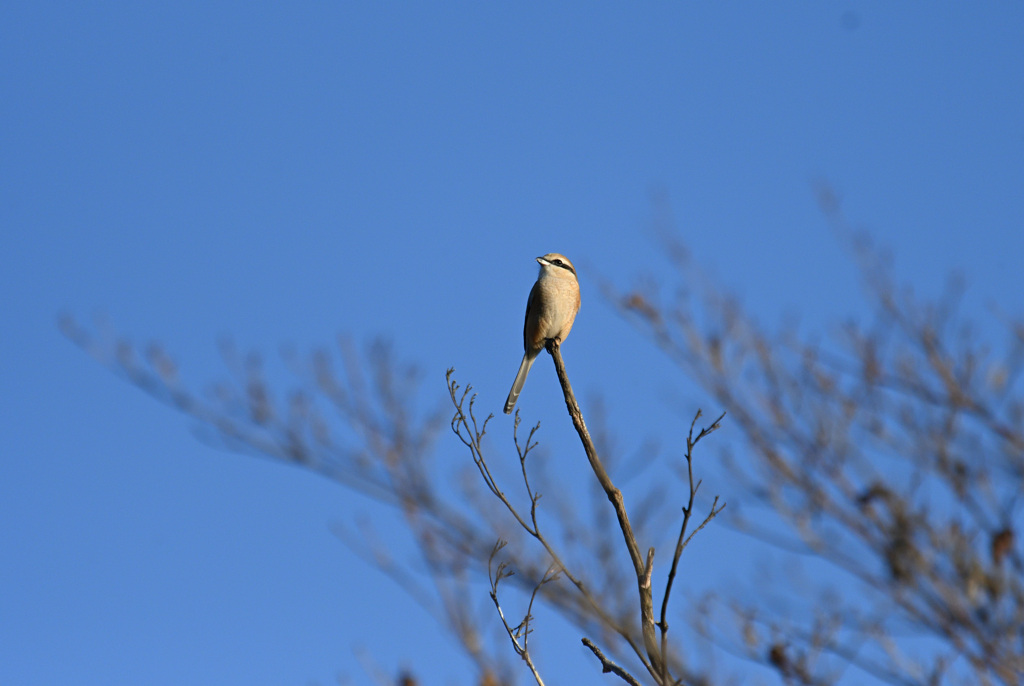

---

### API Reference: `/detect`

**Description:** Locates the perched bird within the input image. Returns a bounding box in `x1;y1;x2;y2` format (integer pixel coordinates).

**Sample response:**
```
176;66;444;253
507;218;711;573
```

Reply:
504;253;581;414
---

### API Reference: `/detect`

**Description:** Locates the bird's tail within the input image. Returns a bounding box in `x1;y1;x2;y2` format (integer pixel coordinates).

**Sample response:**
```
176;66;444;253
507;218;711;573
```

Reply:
503;353;536;414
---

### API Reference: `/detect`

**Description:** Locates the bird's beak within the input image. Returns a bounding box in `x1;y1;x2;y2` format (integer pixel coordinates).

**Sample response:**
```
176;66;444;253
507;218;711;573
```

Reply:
535;256;547;265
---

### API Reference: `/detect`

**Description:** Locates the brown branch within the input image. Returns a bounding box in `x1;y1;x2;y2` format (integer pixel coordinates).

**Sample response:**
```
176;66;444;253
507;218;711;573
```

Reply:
547;341;662;680
657;409;726;684
488;541;548;686
448;371;655;674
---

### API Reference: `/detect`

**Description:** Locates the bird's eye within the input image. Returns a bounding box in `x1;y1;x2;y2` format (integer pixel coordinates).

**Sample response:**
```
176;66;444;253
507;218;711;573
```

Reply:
554;260;563;266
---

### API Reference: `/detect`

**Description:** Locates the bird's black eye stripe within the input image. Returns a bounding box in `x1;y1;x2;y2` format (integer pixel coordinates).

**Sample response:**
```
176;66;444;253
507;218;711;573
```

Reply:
552;259;574;274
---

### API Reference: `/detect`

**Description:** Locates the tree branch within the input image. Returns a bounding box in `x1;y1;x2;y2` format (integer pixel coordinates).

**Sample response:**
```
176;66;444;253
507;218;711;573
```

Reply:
547;340;662;680
658;409;726;685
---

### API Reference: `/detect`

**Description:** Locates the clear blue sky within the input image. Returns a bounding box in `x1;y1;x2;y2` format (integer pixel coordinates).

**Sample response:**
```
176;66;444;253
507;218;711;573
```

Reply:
2;4;1022;685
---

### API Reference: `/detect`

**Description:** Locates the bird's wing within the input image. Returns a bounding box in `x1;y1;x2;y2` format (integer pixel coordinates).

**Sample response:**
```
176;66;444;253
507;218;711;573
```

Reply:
522;279;541;350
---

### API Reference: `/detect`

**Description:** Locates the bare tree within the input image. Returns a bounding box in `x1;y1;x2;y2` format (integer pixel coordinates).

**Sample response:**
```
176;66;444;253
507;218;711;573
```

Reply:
450;340;724;685
64;194;1022;685
601;191;1023;685
61;322;724;685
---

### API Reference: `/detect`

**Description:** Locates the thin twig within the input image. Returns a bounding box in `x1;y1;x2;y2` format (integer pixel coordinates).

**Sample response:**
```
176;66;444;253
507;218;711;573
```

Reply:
659;410;727;684
488;541;554;686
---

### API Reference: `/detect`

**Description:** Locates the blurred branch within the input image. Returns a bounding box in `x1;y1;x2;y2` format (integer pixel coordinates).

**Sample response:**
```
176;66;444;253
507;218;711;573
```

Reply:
60;190;1017;685
600;190;1024;684
62;319;519;683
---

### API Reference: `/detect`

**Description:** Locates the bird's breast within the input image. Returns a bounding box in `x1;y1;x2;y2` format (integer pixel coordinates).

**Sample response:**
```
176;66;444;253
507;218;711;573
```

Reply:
533;277;580;340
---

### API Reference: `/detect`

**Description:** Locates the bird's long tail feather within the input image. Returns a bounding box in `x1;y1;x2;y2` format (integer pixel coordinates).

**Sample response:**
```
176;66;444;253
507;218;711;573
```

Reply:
503;353;536;414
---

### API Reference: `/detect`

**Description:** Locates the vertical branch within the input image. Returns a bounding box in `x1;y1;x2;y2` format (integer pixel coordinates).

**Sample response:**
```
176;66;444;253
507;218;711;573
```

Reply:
488;541;554;686
546;340;662;679
658;410;726;685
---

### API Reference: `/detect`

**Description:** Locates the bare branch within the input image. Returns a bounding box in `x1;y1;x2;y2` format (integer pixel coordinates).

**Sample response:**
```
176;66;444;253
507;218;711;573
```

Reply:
488;541;553;686
449;368;657;679
546;340;662;681
659;410;727;685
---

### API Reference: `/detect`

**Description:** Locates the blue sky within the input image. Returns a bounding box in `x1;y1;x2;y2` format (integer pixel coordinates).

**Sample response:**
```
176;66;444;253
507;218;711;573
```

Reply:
2;4;1023;685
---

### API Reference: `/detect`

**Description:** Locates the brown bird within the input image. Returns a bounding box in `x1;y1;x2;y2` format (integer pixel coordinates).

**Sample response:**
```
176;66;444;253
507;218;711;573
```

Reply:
504;253;581;414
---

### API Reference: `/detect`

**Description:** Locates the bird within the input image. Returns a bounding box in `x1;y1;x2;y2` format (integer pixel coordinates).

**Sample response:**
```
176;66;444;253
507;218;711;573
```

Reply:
503;253;581;414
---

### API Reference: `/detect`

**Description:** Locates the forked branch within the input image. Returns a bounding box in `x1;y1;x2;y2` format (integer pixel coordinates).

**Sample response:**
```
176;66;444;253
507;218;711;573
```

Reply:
488;540;558;686
658;409;727;685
